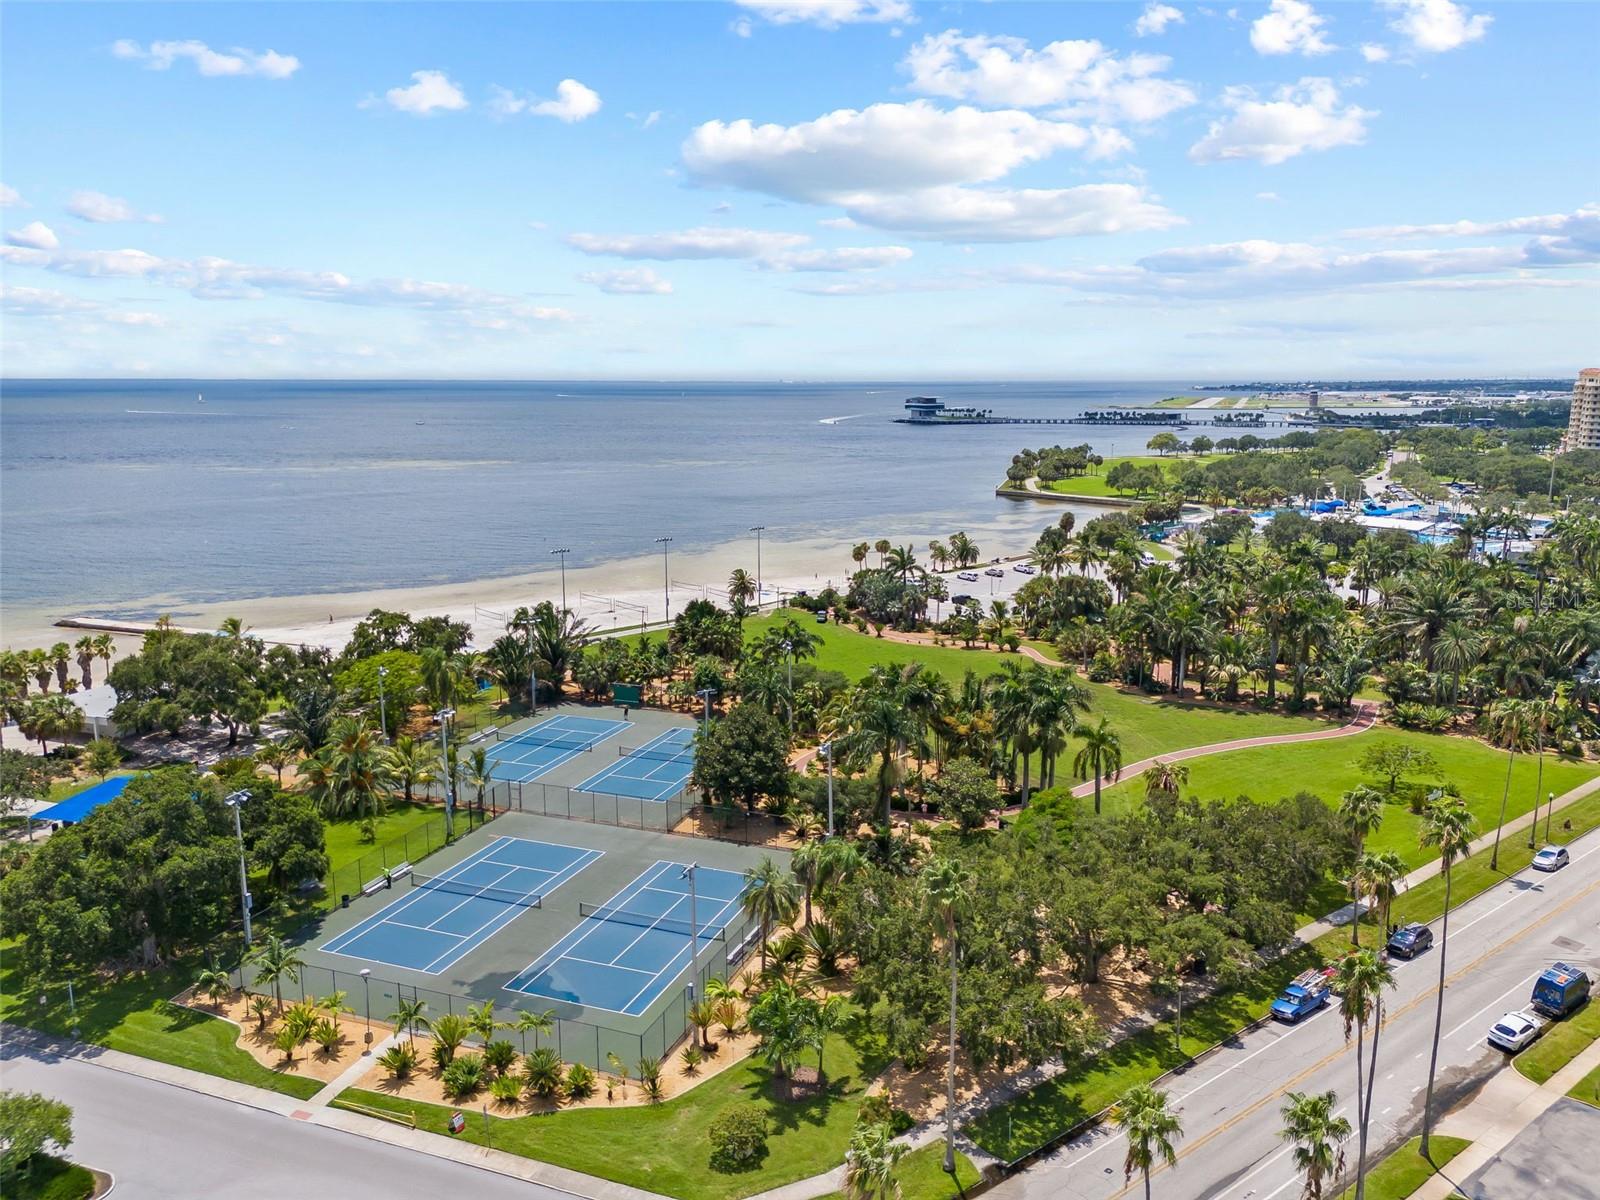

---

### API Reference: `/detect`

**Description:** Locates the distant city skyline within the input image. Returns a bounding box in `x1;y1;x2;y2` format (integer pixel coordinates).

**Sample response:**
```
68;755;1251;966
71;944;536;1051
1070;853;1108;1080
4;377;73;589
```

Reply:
1;1;1596;378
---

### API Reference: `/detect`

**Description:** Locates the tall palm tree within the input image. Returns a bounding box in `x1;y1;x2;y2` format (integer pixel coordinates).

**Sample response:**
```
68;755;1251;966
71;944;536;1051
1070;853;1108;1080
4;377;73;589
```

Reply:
790;840;826;927
510;1008;555;1053
1485;698;1528;870
249;935;307;1012
884;545;918;583
255;740;294;785
873;538;891;568
1418;795;1476;1157
1143;760;1189;816
727;568;757;613
831;666;919;823
92;633;116;682
1356;851;1406;936
387;735;436;805
464;745;492;812
851;542;870;573
48;642;71;691
73;636;96;689
844;1121;908;1200
741;856;799;974
1072;717;1123;816
1116;1084;1183;1200
319;718;393;821
1280;1090;1351;1200
389;996;428;1046
923;856;972;1174
1335;950;1396;1200
1337;787;1385;945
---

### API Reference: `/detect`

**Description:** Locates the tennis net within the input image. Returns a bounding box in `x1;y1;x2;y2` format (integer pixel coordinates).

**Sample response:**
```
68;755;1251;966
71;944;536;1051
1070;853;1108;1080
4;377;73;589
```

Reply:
578;902;724;940
495;729;599;754
618;744;696;764
409;874;542;908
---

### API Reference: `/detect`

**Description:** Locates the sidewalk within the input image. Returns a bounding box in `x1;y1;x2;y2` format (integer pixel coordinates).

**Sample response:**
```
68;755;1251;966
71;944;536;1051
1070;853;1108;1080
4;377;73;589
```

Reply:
1403;1037;1600;1199
2;1023;671;1200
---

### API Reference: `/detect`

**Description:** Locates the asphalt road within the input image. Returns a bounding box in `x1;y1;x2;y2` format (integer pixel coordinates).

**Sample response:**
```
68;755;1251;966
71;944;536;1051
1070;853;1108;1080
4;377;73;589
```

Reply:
1457;1097;1600;1199
991;827;1600;1200
0;1049;575;1200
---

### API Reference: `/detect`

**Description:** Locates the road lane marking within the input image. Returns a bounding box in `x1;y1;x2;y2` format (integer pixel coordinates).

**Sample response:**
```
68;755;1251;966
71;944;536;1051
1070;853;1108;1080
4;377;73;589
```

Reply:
1443;971;1541;1041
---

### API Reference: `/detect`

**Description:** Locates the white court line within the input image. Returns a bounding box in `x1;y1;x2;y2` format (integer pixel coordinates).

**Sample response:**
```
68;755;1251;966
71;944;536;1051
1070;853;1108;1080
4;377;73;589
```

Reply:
320;837;513;953
559;954;658;977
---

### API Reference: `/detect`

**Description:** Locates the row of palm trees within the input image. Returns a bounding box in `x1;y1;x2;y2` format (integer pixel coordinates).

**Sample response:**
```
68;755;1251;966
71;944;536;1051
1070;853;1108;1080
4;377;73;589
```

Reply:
0;635;116;698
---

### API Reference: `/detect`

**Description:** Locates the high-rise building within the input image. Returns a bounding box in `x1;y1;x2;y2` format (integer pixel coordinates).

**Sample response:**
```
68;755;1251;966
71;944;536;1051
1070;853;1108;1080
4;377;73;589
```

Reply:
1568;368;1600;451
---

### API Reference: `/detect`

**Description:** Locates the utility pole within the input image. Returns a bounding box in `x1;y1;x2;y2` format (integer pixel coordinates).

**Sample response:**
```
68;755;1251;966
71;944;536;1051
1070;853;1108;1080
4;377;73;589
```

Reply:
550;548;571;613
655;536;673;624
750;525;765;610
821;741;835;837
437;707;457;836
377;665;389;743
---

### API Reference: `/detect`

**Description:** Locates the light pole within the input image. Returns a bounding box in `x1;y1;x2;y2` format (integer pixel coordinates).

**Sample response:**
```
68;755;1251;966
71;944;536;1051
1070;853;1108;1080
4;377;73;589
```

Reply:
655;536;673;624
360;967;372;1052
224;789;253;947
821;741;835;838
551;548;571;613
695;687;717;725
782;639;794;727
377;665;389;743
750;525;765;610
680;862;700;979
436;707;457;836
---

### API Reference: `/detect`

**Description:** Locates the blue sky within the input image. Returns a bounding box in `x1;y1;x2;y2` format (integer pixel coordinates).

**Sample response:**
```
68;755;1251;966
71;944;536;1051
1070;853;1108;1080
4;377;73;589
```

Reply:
1;0;1595;379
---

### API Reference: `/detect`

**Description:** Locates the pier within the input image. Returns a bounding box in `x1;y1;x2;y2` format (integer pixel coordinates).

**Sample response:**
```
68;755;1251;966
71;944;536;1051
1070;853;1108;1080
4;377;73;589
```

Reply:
893;397;1324;429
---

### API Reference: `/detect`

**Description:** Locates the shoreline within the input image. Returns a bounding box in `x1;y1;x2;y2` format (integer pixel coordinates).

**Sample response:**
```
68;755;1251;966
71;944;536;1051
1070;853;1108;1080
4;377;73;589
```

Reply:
2;522;1064;658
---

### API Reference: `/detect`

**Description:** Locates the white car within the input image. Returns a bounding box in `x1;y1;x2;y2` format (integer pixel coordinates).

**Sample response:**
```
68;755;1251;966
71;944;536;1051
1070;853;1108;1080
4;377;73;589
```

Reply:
956;571;979;582
984;567;1005;578
1532;845;1570;872
1013;564;1036;574
1487;1010;1547;1053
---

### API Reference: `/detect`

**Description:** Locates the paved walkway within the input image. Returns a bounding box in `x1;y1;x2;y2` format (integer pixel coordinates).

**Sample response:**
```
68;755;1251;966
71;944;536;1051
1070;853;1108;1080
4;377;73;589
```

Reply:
307;1031;401;1106
1404;1037;1600;1199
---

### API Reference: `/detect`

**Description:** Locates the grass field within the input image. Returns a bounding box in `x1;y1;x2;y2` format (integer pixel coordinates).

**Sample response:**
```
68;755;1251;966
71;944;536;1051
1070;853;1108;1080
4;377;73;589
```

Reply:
1515;994;1600;1085
0;954;323;1099
4;1153;97;1200
1036;454;1222;499
1097;728;1600;878
815;1143;980;1200
1571;1063;1600;1107
1335;1135;1470;1200
340;1007;895;1200
741;613;1336;768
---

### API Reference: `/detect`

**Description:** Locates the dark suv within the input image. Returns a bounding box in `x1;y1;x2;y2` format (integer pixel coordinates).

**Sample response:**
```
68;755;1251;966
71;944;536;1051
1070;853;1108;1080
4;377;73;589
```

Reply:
1387;922;1433;959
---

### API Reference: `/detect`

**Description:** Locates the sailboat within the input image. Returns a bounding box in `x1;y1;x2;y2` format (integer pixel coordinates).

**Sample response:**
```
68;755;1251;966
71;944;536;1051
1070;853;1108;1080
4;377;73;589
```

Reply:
197;393;205;403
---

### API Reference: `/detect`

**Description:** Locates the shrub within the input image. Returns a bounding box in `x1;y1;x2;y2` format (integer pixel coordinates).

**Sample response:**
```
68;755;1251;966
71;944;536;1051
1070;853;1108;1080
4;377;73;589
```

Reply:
708;1103;769;1172
248;995;276;1030
482;1039;518;1077
271;1026;300;1064
637;1056;664;1102
441;1053;486;1099
424;1013;471;1067
857;1093;916;1136
489;1074;523;1106
522;1048;564;1099
564;1061;596;1101
376;1042;417;1081
311;1017;343;1056
680;1043;704;1074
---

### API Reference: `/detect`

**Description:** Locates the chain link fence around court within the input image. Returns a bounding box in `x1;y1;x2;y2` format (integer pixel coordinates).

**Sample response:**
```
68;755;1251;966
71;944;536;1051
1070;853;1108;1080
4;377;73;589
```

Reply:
320;793;509;916
491;777;793;848
237;898;762;1071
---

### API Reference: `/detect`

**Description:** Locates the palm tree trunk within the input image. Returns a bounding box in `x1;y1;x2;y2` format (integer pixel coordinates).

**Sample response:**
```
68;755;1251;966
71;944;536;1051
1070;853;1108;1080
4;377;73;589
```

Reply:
1420;867;1451;1157
1490;749;1513;870
1360;997;1385;1200
945;925;958;1174
1093;775;1103;816
1353;1018;1368;1200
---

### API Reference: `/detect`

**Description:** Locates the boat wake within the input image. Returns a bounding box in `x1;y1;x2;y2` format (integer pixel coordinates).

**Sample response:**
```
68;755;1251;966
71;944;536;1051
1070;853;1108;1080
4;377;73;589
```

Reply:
819;414;866;425
126;409;230;416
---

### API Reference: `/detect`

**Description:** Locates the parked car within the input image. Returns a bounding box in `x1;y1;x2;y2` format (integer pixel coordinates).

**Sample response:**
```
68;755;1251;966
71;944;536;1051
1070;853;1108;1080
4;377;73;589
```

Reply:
1013;564;1036;574
1487;1010;1547;1053
1531;962;1592;1017
1532;845;1570;872
956;571;979;582
1387;922;1433;959
815;610;828;624
984;567;1005;578
1270;967;1335;1023
1139;551;1158;565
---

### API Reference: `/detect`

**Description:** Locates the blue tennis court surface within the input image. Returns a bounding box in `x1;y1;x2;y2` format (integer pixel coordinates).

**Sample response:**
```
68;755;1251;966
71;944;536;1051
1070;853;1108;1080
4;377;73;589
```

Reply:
484;714;631;783
504;860;747;1015
321;836;601;974
576;727;696;801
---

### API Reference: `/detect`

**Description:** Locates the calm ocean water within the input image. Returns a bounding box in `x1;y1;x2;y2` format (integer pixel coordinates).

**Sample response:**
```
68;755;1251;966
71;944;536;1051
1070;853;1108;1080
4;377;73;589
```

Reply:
0;379;1189;613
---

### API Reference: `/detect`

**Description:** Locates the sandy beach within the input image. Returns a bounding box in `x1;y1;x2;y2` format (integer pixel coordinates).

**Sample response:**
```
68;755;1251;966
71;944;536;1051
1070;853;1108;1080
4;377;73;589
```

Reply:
3;521;1058;660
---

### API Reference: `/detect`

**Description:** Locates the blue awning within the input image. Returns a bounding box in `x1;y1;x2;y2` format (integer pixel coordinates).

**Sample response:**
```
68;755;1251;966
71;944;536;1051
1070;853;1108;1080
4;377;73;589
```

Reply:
33;774;134;824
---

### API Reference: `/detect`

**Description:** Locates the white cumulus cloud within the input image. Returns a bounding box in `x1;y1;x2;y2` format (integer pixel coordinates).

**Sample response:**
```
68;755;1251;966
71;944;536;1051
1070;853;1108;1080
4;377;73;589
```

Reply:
1190;78;1371;165
1382;0;1490;53
732;0;912;29
566;227;810;260
491;79;602;122
758;246;913;271
374;70;469;115
832;184;1183;242
579;267;674;294
1249;0;1335;56
112;38;299;78
1344;205;1600;244
0;184;25;208
902;31;1196;125
5;221;59;250
67;191;163;224
1134;3;1186;36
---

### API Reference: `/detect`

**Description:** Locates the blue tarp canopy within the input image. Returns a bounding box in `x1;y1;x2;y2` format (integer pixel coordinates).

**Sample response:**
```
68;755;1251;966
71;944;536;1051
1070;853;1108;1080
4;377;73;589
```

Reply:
33;774;134;825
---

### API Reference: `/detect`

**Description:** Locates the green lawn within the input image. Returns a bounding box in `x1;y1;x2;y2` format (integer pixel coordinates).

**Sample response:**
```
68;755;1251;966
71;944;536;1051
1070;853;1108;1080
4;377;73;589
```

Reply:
742;614;1336;768
340;1010;895;1200
1335;1135;1470;1200
964;946;1321;1162
1515;995;1600;1085
43;769;138;802
815;1143;980;1200
0;952;323;1100
1099;729;1599;879
1035;454;1222;499
1570;1063;1600;1107
4;1154;97;1200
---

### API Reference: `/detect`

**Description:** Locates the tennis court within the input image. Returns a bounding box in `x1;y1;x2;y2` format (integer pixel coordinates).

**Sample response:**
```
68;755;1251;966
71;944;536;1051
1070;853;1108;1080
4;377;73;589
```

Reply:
575;726;696;802
484;713;631;783
504;859;747;1016
320;835;601;974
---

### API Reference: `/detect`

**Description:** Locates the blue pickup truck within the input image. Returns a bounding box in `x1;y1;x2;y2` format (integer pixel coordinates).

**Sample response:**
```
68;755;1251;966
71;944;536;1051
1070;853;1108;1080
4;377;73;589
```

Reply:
1271;967;1336;1023
1530;962;1592;1018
